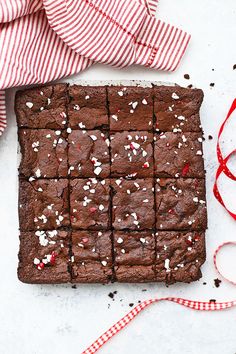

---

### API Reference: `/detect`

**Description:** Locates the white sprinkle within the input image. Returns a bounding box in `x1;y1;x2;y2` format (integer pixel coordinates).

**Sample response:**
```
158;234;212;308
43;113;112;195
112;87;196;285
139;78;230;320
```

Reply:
117;237;123;244
101;261;107;266
140;238;146;244
46;134;51;138
99;204;104;211
132;101;138;109
198;137;203;142
55;130;61;136
33;258;40;265
47;98;51;105
58;138;63;144
177;115;185;120
182;135;187;143
121;249;126;254
196;150;202;155
26;102;33;108
143;199;149;203
85;95;90;100
38;187;43;192
118;91;124;96
115;179;122;186
74;104;80;111
79;122;85;128
193;197;199;202
164;259;171;272
142;150;147;157
142;99;147;105
112;115;118;121
90;135;97;141
94;166;102;175
172;93;179;100
127;189;131;194
67;128;72;133
35;169;41;178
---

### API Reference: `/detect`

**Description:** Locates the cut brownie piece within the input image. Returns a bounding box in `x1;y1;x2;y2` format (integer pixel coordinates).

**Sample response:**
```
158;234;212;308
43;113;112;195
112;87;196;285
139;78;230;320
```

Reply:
155;178;207;230
19;179;69;231
108;86;153;130
68;130;110;178
19;129;68;178
154;86;203;132
156;231;206;284
18;230;70;283
68;85;108;129
71;230;113;283
70;179;110;230
110;131;153;178
15;84;67;129
114;231;156;282
112;178;155;230
154;132;204;178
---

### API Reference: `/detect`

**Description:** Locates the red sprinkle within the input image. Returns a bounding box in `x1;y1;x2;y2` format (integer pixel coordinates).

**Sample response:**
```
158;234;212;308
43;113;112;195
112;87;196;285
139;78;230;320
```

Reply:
168;209;175;214
50;251;57;265
77;143;81;151
185;239;193;246
182;163;190;176
89;207;97;213
130;143;135;150
37;262;45;270
143;162;149;169
194;234;201;242
82;237;89;243
90;159;96;164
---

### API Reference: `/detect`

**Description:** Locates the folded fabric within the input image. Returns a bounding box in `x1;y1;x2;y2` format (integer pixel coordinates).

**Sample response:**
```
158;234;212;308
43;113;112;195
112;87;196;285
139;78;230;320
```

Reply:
0;0;190;136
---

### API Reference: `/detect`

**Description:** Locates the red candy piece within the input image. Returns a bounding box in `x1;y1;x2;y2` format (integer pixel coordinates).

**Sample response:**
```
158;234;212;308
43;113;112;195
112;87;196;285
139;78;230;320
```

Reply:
37;262;45;270
168;209;175;214
91;159;96;165
182;163;190;176
185;239;193;246
89;207;97;213
50;251;57;265
143;162;149;168
194;234;201;242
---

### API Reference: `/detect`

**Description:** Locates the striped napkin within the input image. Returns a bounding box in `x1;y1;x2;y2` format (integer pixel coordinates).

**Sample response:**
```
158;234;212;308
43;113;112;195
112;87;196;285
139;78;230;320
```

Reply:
0;0;190;135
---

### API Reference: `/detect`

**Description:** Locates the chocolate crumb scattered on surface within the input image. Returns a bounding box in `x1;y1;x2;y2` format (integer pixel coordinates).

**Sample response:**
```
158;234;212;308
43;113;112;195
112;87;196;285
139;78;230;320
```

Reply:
208;135;213;140
129;303;134;307
108;292;114;299
214;278;222;288
210;83;215;87
184;74;190;80
203;282;207;285
71;284;77;289
209;299;216;303
233;64;236;70
187;84;193;88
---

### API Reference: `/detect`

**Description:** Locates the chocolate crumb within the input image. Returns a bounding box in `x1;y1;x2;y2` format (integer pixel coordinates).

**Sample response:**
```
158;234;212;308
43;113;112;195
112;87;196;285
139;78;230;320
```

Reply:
203;282;207;285
108;292;114;299
214;278;222;288
71;285;77;289
187;84;193;88
233;64;236;70
108;303;110;309
208;135;213;140
142;289;147;292
113;291;117;294
209;299;216;303
184;74;190;80
212;68;215;71
210;83;215;87
129;303;134;307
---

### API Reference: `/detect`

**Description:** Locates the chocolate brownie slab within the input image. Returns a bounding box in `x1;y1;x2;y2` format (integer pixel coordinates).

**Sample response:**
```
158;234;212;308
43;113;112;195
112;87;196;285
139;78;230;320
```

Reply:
68;130;110;178
154;86;203;132
114;231;156;282
19;179;69;231
19;129;68;178
155;178;207;230
108;86;153;130
110;131;154;178
71;230;113;283
15;84;67;129
112;178;155;230
154;132;204;178
156;231;206;284
18;230;70;283
70;179;110;230
68;85;108;129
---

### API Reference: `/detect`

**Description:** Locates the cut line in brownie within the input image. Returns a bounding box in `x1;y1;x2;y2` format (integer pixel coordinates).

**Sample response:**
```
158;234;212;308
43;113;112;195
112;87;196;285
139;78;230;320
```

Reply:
18;230;70;284
155;178;207;230
154;86;203;132
19;179;70;231
68;130;110;178
154;132;205;178
114;230;156;282
156;231;206;284
110;131;154;178
68;85;109;129
111;178;155;230
19;129;68;178
15;84;68;129
70;178;110;230
71;230;113;283
108;86;153;130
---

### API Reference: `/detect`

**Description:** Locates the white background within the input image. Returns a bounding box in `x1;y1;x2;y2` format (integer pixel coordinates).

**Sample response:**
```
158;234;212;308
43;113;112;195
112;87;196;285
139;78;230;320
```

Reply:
1;1;236;353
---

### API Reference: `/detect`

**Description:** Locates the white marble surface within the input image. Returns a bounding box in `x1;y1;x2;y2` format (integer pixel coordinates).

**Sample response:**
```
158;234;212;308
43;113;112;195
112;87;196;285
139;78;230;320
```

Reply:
1;1;236;353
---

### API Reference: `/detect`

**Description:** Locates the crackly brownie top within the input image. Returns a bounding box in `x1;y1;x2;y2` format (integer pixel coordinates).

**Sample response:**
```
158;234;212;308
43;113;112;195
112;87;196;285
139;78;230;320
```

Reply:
154;86;203;132
156;231;206;283
18;230;70;283
68;85;108;129
19;179;69;231
112;178;155;230
19;129;68;178
111;131;153;178
154;132;204;178
15;84;67;129
70;178;110;230
108;86;153;130
155;178;207;230
68;130;110;178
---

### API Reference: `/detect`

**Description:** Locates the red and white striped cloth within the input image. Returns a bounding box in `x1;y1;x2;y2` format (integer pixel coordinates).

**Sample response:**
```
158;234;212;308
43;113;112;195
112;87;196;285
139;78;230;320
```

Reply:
0;0;190;135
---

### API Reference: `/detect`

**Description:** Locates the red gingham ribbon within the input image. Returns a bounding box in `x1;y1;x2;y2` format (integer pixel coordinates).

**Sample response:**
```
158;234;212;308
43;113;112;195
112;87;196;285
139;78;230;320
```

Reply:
82;297;236;354
213;241;236;285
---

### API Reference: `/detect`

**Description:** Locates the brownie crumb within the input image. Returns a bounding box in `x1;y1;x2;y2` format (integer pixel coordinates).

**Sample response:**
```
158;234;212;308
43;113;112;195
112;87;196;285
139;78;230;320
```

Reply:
210;83;215;87
212;68;215;71
138;300;141;303
233;64;236;70
203;282;207;285
108;292;114;299
214;278;222;288
108;303;110;309
184;74;190;80
142;289;147;292
71;285;77;289
113;291;117;295
129;303;134;307
187;84;193;88
208;135;213;140
209;299;216;303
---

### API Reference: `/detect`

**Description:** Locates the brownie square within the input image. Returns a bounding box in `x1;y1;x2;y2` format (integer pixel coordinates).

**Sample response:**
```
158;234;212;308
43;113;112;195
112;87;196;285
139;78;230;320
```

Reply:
70;179;110;230
19;179;70;231
108;86;153;130
18;230;70;283
19;129;68;178
114;230;156;282
110;131;154;178
154;86;203;132
154;132;204;178
156;231;206;284
112;178;155;230
68;130;110;178
155;178;207;230
15;84;68;129
68;85;108;129
71;230;113;283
